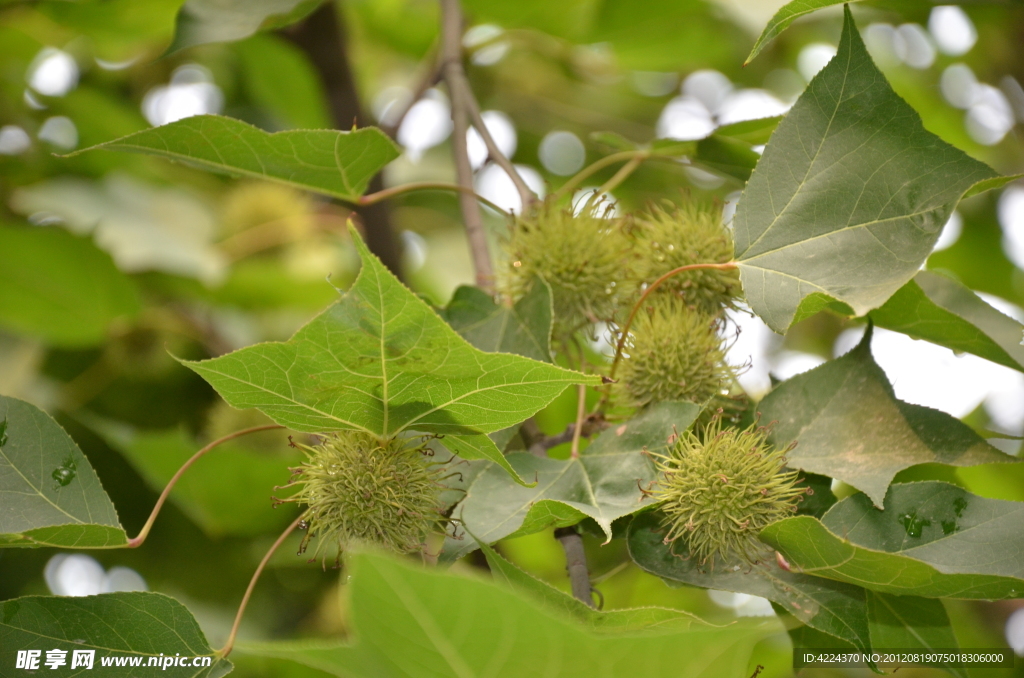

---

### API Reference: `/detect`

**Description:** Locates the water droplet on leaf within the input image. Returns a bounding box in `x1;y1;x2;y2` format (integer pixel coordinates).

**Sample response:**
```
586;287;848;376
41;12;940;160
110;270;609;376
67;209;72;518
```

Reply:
51;455;77;489
899;512;931;538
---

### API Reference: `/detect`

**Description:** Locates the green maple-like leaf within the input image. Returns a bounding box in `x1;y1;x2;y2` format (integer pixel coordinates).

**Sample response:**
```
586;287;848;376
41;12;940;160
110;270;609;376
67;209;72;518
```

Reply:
756;327;1015;507
183;228;598;485
444;401;699;559
0;395;126;548
761;481;1024;599
734;6;1011;333
66;115;399;203
240;551;777;678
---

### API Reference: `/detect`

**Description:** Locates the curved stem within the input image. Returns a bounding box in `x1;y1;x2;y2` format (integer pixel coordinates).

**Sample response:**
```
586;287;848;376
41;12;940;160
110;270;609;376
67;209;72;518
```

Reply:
551;150;649;204
607;262;738;381
597;154;644;196
462;86;536;211
441;0;495;291
219;514;304;658
359;181;506;214
127;424;285;549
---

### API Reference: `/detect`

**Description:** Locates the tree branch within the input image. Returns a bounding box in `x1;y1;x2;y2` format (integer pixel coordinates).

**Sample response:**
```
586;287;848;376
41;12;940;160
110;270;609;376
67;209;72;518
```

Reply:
554;527;594;608
283;1;404;277
438;1;535;214
440;0;494;291
460;80;536;211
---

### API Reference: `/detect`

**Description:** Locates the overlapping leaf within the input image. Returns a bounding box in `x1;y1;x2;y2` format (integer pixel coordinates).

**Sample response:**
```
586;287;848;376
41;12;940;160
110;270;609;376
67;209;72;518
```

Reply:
627;512;872;654
240;551;776;678
0;395;126;548
745;0;848;64
183;229;597;485
870;270;1024;372
478;539;709;632
0;592;230;677
867;592;967;678
783;592;965;677
0;224;139;347
442;277;553;363
67;115;399;203
733;7;1009;333
444;401;699;560
760;481;1024;599
757;328;1015;507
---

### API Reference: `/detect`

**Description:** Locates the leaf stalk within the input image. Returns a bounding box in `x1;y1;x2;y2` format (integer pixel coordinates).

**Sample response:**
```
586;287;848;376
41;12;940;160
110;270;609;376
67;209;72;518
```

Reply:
127;424;285;549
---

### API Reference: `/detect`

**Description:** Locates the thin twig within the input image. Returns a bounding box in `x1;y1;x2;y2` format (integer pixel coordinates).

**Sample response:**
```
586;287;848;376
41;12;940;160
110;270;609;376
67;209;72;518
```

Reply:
460;85;536;211
380;44;442;139
554;527;594;608
218;514;304;658
527;424;576;456
551;150;650;203
127;424;285;548
607;262;738;382
597;154;644;196
440;0;494;291
569;384;586;459
360;181;506;213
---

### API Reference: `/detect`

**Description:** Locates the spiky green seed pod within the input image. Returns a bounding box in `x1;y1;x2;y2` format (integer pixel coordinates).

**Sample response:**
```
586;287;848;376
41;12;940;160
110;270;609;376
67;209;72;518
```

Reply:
650;415;808;569
277;432;443;561
634;203;741;314
501;202;633;338
616;296;732;407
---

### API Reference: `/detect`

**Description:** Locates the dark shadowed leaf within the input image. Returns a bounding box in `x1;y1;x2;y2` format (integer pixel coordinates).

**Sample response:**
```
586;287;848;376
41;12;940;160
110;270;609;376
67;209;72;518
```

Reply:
0;592;230;677
0;395;126;548
240;551;776;678
442;277;553;362
182;228;597;486
870;270;1024;372
760;481;1024;599
0;224;139;347
443;401;700;560
868;592;966;678
733;7;1009;332
66;115;399;203
234;34;332;130
757;328;1015;507
627;512;871;653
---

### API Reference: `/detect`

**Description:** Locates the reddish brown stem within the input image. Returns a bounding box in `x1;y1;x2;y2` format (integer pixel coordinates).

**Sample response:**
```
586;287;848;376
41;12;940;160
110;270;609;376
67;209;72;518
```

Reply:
219;514;304;658
608;262;738;381
127;424;285;549
359;181;505;213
